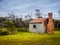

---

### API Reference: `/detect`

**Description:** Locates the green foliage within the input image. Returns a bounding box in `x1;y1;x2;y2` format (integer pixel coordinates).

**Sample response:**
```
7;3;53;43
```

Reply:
0;28;9;35
22;20;29;28
1;31;9;35
0;27;28;35
54;20;60;22
55;28;60;31
17;28;28;32
6;19;17;34
6;19;14;27
0;29;2;35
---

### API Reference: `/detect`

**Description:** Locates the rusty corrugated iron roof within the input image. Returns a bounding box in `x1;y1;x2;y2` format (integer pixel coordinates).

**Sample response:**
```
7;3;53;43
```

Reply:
29;18;47;23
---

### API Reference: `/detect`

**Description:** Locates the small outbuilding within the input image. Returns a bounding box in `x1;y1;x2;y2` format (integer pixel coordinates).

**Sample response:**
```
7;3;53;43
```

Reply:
29;13;54;34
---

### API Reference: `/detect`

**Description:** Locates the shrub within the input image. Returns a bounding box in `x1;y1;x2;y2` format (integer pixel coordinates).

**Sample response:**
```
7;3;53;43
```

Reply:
6;19;17;34
0;29;2;35
17;28;28;32
0;28;10;35
55;28;60;31
0;29;9;35
1;31;9;35
7;27;17;35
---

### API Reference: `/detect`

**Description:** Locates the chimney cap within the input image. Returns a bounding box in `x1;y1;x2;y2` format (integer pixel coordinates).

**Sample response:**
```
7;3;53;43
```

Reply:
48;13;52;16
48;13;52;19
48;13;52;14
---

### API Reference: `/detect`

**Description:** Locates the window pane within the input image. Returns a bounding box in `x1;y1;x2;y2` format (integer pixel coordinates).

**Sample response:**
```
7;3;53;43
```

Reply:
33;25;36;28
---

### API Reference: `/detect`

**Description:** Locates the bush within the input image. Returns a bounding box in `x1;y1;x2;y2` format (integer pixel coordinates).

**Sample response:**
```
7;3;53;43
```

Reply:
17;28;28;32
0;28;10;35
1;31;9;35
7;27;17;35
55;28;60;31
0;29;9;35
0;29;2;35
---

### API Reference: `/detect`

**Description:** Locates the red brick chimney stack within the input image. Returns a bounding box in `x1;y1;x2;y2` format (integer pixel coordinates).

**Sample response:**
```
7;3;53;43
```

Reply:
47;13;54;34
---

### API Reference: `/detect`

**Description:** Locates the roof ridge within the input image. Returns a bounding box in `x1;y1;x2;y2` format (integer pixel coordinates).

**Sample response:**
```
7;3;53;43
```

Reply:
30;18;47;23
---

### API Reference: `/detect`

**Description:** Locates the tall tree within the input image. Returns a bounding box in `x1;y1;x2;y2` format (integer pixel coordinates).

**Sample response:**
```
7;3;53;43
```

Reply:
58;10;60;18
8;12;15;20
35;9;42;18
6;19;16;34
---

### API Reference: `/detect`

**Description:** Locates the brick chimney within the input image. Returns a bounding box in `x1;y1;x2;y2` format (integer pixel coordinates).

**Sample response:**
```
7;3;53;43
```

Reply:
47;13;54;34
48;13;52;20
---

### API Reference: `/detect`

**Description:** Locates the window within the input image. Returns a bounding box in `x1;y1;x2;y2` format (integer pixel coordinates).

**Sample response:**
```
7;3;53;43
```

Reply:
33;25;36;28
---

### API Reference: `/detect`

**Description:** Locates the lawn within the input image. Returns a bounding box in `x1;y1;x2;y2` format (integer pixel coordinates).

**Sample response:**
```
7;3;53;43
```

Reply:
0;31;60;45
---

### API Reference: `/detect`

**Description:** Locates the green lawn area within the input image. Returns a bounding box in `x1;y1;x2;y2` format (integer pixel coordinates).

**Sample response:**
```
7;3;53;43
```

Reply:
0;31;60;45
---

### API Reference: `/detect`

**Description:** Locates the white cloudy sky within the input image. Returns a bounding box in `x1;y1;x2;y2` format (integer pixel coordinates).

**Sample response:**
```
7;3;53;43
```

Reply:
0;0;60;19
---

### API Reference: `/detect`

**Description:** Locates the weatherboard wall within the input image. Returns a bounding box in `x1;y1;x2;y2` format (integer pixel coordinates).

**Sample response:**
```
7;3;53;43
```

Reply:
29;23;45;33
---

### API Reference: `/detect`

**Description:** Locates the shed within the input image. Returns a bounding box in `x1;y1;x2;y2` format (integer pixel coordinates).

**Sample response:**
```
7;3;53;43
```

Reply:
29;13;54;34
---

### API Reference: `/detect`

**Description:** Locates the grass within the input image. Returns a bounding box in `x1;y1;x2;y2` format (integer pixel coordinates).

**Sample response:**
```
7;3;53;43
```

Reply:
55;28;60;31
0;31;60;45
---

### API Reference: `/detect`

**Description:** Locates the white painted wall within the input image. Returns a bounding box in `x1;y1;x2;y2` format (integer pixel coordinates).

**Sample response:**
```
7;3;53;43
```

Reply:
29;23;45;33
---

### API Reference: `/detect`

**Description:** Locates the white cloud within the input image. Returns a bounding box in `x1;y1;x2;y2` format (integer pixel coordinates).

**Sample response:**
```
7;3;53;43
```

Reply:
0;0;60;19
8;3;32;11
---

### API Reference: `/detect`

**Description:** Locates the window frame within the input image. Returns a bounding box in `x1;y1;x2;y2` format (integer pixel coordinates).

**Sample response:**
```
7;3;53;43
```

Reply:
33;25;36;29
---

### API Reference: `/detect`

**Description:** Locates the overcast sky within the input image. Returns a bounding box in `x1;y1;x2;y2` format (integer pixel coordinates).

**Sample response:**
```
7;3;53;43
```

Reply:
0;0;60;19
